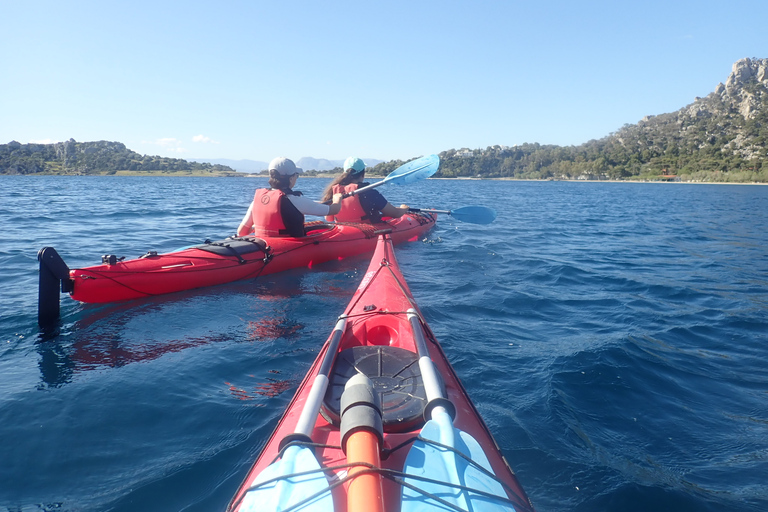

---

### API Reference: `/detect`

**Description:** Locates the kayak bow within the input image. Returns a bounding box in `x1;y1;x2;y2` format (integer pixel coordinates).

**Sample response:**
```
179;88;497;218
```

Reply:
228;234;533;512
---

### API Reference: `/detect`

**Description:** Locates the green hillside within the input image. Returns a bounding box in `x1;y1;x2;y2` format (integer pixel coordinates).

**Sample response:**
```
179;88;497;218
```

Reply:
0;139;239;176
3;58;766;182
426;58;767;182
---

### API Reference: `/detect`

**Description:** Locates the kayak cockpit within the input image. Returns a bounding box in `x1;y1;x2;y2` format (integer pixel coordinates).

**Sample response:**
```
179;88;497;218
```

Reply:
304;221;337;236
321;345;429;433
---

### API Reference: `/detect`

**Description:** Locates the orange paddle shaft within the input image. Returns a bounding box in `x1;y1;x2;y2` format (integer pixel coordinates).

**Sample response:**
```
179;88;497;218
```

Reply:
346;430;384;512
340;373;385;512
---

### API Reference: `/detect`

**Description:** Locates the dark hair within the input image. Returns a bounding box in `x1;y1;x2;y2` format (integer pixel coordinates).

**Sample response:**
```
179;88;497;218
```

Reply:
321;170;364;202
269;170;293;191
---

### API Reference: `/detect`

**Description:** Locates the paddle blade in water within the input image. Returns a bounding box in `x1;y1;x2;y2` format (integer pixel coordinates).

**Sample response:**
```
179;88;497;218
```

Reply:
451;206;497;224
387;154;439;185
401;409;516;511
237;444;333;512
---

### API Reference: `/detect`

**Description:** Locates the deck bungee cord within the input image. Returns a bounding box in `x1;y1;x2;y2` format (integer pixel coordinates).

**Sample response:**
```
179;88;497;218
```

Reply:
231;434;532;512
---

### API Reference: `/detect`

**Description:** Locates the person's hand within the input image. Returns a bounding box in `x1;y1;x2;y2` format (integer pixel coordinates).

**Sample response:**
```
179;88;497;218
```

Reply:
332;193;344;203
400;204;409;209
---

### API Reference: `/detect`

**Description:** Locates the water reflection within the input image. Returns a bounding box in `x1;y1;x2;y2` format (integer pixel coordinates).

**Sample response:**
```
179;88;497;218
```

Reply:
226;371;293;402
33;265;359;388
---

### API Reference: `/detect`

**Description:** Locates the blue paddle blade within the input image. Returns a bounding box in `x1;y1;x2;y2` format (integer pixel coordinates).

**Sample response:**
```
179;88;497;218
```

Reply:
401;410;516;512
450;206;497;225
386;154;440;185
238;445;334;512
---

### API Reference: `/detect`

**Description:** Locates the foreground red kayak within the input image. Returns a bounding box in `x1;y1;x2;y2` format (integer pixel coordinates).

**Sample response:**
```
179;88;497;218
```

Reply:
38;214;435;306
228;234;533;512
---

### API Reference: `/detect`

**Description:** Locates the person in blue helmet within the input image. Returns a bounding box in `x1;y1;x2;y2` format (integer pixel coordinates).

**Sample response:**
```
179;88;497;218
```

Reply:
238;157;343;237
320;157;409;223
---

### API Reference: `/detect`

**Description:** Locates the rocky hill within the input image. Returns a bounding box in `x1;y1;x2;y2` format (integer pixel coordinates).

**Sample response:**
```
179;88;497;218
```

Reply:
434;58;768;182
3;58;766;181
0;139;239;176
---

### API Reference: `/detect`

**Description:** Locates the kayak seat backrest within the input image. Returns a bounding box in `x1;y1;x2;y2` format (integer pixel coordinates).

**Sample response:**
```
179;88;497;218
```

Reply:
321;345;436;433
194;238;268;257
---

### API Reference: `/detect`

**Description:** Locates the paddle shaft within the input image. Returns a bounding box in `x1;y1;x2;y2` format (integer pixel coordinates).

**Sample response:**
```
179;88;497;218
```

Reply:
292;315;348;437
408;205;497;224
236;320;347;511
341;374;385;512
406;310;512;510
408;207;452;215
347;431;384;512
407;309;448;408
322;155;439;204
348;159;436;197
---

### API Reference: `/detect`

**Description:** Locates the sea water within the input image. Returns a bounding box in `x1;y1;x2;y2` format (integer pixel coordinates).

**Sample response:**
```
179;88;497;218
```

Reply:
0;176;766;512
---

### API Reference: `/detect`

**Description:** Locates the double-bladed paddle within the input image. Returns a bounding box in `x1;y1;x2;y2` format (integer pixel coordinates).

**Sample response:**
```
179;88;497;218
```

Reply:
321;154;439;205
235;315;348;512
343;154;440;197
408;206;497;225
401;310;516;512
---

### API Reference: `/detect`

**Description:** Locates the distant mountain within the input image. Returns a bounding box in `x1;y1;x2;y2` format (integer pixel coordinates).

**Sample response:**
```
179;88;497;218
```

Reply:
188;158;268;173
296;157;344;172
435;57;768;182
293;157;384;172
190;157;385;173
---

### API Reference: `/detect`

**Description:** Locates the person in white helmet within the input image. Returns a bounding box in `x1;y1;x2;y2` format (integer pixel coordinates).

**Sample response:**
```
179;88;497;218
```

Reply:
237;157;343;237
320;157;409;223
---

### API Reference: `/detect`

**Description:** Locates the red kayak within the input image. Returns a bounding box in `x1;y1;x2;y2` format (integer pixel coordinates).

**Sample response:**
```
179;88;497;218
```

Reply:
42;214;435;304
228;234;534;512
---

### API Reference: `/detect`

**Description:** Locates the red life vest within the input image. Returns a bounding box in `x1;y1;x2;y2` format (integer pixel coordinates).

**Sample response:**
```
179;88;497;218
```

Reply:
252;188;295;237
326;183;370;222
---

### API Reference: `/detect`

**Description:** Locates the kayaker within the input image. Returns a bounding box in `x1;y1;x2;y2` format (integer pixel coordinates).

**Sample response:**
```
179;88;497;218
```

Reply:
320;157;409;223
237;157;343;237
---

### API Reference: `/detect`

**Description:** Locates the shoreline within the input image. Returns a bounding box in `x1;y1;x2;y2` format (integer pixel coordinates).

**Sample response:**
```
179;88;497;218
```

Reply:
3;172;766;185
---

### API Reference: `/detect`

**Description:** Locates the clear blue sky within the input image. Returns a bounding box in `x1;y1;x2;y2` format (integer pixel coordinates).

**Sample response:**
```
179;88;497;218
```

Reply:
2;0;766;163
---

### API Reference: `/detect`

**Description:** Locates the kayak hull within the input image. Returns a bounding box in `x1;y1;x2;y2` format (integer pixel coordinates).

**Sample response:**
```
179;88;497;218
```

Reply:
228;234;533;512
68;214;435;303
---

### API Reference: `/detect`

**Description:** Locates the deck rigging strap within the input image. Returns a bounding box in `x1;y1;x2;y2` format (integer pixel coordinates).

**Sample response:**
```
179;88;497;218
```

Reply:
235;453;527;512
196;237;271;264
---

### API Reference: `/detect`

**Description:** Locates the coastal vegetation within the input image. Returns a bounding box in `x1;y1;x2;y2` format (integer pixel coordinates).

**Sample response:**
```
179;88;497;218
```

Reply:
375;58;768;183
0;140;240;176
2;58;766;182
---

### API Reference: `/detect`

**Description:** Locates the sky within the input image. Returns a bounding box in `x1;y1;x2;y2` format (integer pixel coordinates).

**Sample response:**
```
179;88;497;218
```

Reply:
2;0;766;164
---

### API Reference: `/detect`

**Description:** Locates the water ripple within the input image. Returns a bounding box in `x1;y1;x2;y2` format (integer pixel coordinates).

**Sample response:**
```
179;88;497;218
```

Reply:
1;178;766;511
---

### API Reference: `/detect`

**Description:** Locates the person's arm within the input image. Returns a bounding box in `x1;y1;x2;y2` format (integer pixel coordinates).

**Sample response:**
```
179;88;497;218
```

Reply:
327;193;344;216
380;202;409;218
289;193;344;217
236;202;254;236
359;189;406;219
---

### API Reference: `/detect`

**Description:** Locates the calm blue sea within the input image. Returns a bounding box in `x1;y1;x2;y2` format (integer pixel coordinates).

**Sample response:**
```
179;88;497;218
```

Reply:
1;176;766;512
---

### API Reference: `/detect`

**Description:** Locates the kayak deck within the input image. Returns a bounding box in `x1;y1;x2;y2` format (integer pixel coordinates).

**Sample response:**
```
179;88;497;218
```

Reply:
228;235;533;512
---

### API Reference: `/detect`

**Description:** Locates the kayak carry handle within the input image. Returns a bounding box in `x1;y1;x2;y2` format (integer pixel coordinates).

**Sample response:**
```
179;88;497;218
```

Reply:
37;247;73;327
